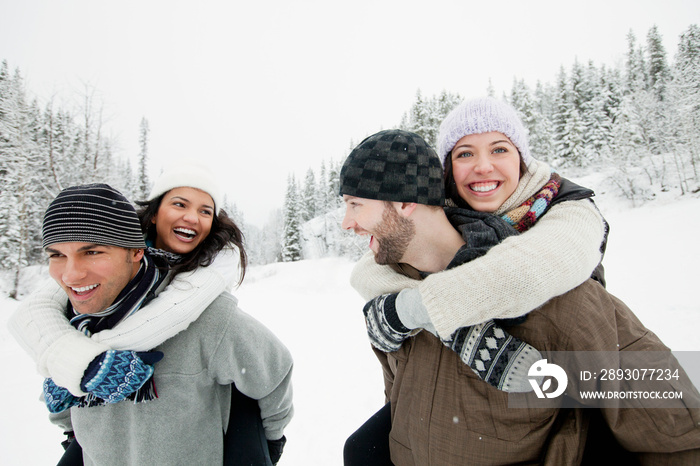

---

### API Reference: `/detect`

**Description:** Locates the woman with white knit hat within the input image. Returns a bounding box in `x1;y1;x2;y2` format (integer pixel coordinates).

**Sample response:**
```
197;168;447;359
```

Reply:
350;96;607;341
10;162;288;465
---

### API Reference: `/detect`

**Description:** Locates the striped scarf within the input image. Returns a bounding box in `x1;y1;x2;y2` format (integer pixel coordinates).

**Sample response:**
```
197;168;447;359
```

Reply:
500;172;561;232
70;252;169;335
69;250;169;407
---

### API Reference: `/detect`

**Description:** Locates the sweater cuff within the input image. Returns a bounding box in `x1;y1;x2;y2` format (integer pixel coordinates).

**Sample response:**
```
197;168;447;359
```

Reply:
420;284;460;338
381;294;410;333
43;332;111;396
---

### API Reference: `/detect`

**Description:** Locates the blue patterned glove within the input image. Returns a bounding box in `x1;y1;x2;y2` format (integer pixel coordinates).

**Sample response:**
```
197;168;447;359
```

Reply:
362;294;412;352
81;350;163;403
43;378;80;413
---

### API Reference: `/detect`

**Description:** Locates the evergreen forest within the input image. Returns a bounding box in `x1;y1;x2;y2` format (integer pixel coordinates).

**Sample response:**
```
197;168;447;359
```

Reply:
2;25;699;297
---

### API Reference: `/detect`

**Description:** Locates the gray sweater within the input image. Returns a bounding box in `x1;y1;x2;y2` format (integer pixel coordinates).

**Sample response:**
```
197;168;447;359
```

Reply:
52;292;294;466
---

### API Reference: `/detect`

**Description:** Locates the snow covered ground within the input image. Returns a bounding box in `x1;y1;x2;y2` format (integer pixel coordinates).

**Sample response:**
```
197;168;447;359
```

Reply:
1;192;699;465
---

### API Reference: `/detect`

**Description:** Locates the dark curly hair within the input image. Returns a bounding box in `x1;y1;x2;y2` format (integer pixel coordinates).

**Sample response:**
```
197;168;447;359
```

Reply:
136;194;248;286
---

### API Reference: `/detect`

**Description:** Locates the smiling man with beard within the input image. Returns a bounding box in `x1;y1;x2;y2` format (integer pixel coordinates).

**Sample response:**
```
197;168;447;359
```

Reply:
339;129;544;464
345;199;415;265
338;129;700;466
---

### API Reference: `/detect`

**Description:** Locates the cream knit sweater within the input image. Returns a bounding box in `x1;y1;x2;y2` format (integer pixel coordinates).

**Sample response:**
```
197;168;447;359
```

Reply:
350;159;606;337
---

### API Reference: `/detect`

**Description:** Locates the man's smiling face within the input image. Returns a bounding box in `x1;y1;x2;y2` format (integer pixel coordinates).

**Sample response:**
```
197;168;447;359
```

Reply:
341;196;415;265
46;242;143;314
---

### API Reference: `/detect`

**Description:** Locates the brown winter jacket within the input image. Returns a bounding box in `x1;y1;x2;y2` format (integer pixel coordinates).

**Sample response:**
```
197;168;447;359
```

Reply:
376;278;700;465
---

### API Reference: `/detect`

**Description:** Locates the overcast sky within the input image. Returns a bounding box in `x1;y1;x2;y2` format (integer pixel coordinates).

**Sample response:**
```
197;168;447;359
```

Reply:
1;0;699;226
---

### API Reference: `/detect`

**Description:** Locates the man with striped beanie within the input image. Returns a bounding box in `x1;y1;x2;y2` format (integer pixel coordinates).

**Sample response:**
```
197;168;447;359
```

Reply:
36;184;167;462
25;183;295;465
40;183;166;409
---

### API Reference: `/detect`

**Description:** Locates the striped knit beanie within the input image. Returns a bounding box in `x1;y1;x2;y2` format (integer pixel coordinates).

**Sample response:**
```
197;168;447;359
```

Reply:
42;184;147;250
339;129;444;206
437;97;533;168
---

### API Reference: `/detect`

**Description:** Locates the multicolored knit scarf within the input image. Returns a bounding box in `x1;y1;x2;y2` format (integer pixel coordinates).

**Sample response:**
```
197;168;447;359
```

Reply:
500;172;561;233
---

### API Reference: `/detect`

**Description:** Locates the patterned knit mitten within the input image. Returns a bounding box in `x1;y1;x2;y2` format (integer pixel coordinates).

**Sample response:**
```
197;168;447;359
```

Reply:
362;294;412;352
43;378;80;413
81;350;163;403
443;321;541;393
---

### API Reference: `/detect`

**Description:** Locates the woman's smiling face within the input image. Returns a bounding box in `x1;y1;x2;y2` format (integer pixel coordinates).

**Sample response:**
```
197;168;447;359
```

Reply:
152;187;215;254
450;131;521;212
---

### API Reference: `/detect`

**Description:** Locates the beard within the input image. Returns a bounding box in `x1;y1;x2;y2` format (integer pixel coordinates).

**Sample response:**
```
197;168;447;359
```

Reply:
372;205;415;265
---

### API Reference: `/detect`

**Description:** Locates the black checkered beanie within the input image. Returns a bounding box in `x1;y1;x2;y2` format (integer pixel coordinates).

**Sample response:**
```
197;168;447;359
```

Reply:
42;183;147;250
339;129;444;206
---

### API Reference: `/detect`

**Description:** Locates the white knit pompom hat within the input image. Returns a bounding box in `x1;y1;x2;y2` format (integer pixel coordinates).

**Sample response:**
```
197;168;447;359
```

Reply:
437;97;533;168
147;161;223;214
